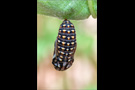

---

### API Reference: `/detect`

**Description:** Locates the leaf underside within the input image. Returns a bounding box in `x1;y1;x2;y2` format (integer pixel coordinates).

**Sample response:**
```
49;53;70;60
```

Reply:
37;0;96;20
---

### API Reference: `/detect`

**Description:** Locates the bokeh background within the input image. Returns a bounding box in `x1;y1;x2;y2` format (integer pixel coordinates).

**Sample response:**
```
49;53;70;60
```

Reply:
37;14;97;90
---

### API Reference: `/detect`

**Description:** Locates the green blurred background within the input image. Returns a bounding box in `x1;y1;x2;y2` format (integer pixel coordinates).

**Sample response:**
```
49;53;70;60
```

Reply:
37;14;97;90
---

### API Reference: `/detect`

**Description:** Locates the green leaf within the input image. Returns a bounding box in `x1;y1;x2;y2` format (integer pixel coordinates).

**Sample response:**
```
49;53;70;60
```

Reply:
88;0;97;18
37;0;91;20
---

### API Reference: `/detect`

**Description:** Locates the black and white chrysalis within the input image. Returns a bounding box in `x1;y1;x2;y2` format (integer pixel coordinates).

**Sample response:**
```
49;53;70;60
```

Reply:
52;19;77;71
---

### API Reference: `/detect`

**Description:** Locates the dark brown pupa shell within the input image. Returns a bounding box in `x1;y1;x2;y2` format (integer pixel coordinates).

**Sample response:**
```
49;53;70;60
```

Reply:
52;19;77;71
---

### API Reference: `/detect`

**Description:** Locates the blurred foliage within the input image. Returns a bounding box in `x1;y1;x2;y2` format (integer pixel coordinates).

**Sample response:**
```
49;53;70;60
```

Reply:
37;0;97;20
84;84;97;90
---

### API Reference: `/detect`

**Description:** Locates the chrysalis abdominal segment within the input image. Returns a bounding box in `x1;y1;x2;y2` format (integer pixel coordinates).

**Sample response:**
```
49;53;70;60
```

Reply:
52;19;77;71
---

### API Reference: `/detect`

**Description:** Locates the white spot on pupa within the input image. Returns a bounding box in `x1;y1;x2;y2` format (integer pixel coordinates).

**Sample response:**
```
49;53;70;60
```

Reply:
66;64;71;68
54;63;57;66
63;62;67;67
58;64;60;67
